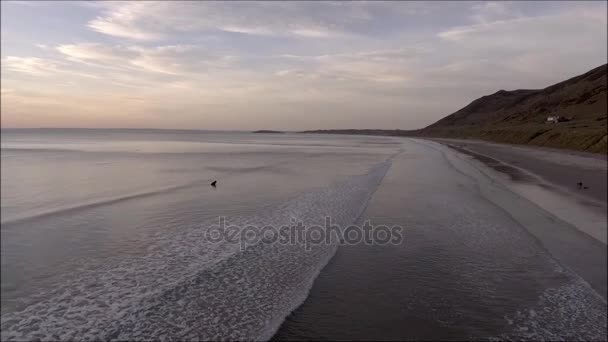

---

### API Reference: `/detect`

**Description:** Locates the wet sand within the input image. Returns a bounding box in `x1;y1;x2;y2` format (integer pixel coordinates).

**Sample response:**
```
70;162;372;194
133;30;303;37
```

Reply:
430;138;607;244
430;138;607;204
273;138;607;341
427;138;608;300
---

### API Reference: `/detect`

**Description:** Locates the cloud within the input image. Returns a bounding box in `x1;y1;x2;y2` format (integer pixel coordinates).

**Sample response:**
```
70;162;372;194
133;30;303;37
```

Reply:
54;43;235;76
2;56;61;76
470;1;520;24
436;7;607;81
1;87;15;95
3;1;44;7
57;43;135;62
86;1;378;40
271;47;428;85
88;2;162;40
274;70;294;77
2;1;607;130
438;6;606;46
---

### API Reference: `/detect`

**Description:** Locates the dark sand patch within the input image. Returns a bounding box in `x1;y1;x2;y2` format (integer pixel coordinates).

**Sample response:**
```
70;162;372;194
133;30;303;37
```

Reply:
444;143;536;182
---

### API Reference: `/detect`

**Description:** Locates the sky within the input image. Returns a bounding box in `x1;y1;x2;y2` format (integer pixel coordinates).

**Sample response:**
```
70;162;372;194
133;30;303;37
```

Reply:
1;1;606;130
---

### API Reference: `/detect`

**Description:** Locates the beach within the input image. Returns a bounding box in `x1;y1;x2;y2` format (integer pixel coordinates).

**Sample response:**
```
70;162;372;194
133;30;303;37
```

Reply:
274;138;607;340
431;138;607;204
3;1;607;340
1;130;606;340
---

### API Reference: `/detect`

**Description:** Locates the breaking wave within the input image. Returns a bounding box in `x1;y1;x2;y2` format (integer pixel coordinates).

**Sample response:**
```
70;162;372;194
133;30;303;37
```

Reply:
1;160;391;341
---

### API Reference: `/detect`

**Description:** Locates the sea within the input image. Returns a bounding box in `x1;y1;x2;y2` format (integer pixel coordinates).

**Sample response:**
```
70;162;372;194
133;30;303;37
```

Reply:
1;129;606;341
1;129;396;340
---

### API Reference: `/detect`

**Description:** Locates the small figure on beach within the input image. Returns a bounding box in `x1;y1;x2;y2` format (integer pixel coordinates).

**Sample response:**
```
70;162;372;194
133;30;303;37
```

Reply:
577;181;590;190
211;180;217;187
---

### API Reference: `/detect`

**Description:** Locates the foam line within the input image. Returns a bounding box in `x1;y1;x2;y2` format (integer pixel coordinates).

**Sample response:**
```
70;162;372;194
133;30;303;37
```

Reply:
1;159;392;341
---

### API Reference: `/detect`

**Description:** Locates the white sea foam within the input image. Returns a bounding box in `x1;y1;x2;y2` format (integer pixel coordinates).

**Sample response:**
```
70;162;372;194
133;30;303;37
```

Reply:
416;139;607;340
499;275;607;341
0;160;391;341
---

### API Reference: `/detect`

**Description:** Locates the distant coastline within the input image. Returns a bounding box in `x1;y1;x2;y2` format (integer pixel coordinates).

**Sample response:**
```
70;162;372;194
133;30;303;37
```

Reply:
299;129;417;136
5;64;605;154
252;130;285;134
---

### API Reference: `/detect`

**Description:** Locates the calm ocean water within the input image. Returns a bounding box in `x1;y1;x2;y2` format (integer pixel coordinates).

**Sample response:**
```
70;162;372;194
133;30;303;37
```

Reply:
0;129;399;340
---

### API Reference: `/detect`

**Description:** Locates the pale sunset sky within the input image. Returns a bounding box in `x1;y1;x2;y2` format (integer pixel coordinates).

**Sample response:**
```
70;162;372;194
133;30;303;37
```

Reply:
1;1;606;130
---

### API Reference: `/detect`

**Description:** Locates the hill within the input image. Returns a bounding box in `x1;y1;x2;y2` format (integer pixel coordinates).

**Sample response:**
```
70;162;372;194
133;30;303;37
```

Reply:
421;64;607;153
300;64;607;153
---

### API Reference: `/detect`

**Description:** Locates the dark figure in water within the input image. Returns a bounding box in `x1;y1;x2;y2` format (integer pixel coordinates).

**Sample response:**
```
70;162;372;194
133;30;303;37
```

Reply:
577;182;583;189
211;180;217;187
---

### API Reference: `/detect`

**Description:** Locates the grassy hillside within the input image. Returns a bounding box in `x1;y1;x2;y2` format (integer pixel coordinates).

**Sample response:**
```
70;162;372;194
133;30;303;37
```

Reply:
422;64;607;153
301;64;607;153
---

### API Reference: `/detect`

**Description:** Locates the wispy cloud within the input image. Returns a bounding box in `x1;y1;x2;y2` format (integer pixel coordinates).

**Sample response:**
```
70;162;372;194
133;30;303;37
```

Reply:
54;43;236;76
87;2;162;40
57;43;134;62
470;1;521;24
2;56;61;76
86;1;375;40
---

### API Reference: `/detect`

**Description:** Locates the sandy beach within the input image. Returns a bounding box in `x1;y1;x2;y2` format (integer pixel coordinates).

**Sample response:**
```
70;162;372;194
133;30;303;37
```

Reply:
430;138;607;204
274;137;607;340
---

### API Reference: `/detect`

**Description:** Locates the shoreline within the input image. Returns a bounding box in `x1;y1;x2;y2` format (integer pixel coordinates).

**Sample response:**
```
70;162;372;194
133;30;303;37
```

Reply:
427;137;607;203
273;137;607;340
425;137;607;298
427;137;607;241
4;128;606;157
299;130;608;155
429;137;607;161
426;139;607;298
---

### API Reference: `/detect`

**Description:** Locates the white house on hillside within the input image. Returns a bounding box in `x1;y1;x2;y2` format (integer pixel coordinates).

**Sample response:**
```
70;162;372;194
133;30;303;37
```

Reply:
546;116;567;123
